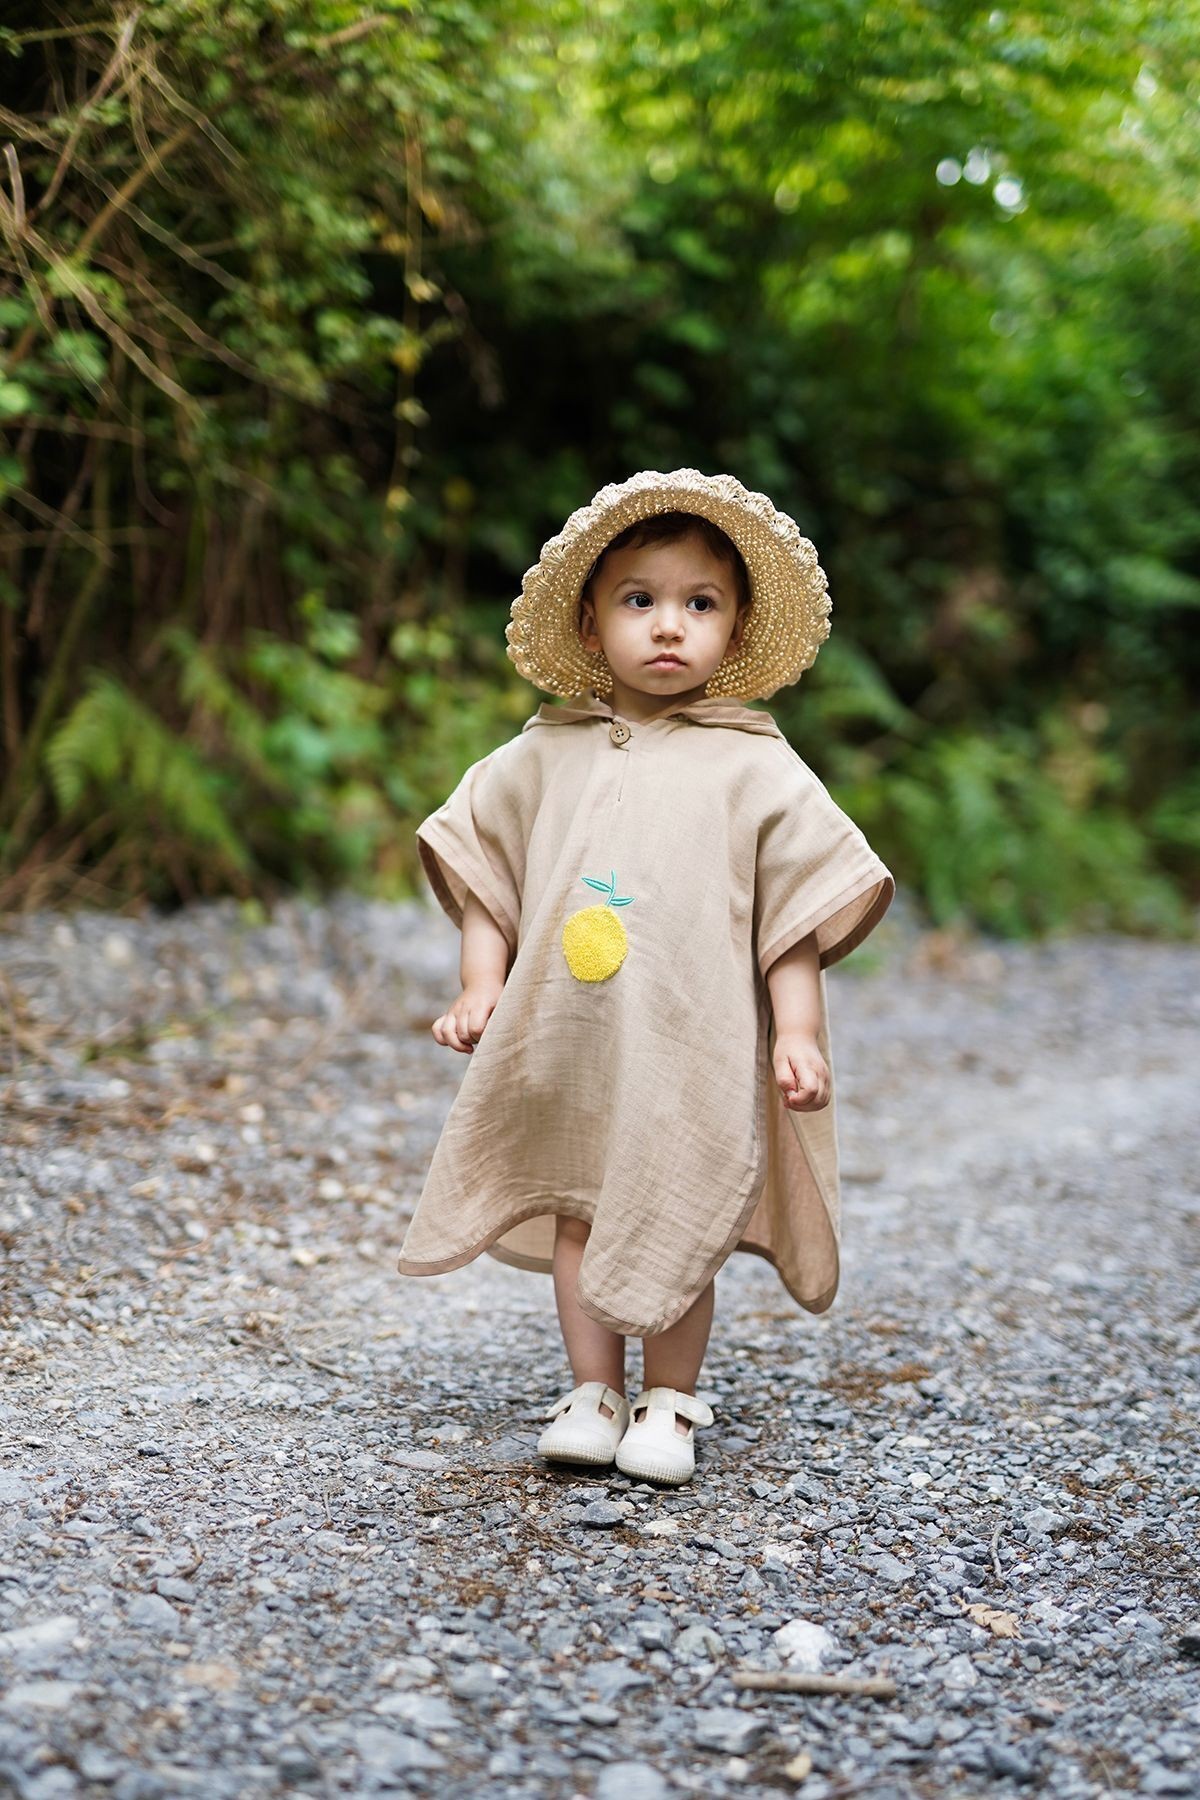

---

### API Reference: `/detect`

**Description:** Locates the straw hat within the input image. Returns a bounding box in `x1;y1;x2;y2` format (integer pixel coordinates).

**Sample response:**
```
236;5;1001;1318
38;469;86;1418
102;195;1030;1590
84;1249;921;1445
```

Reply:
505;467;832;701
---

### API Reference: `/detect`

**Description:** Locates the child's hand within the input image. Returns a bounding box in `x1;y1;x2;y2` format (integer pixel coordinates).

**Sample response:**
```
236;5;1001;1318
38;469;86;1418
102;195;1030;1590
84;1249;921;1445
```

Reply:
432;982;503;1054
773;1031;831;1112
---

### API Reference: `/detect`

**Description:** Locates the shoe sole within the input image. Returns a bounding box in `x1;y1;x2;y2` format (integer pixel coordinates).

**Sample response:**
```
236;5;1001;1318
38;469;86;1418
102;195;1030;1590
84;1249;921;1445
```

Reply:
614;1451;693;1485
538;1440;617;1467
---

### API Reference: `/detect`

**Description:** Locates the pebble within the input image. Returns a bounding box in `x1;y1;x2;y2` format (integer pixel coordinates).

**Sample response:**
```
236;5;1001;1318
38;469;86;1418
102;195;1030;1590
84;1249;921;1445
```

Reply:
773;1618;837;1669
689;1707;770;1754
938;1654;980;1690
594;1763;668;1800
125;1594;181;1633
354;1724;446;1773
577;1500;633;1527
674;1624;724;1663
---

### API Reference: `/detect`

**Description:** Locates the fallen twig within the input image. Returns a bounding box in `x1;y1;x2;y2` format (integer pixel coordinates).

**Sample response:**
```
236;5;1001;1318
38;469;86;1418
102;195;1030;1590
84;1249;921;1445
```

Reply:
732;1670;898;1698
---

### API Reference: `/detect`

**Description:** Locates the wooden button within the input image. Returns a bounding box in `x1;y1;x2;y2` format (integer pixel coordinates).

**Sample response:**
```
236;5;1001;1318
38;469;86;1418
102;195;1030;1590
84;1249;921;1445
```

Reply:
608;720;631;746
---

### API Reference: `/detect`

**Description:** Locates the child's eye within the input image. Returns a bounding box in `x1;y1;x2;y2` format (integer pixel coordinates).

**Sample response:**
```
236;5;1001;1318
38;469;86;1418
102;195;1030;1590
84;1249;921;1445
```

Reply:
623;593;716;611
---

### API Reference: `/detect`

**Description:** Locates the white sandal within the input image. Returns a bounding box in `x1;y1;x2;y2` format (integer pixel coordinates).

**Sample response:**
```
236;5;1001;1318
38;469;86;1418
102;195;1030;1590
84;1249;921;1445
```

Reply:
537;1381;630;1467
615;1386;714;1485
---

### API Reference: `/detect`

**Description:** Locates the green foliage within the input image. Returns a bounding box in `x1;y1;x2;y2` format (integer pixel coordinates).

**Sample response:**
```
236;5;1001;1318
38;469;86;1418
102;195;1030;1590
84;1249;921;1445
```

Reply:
45;673;252;890
840;717;1190;939
0;0;1196;934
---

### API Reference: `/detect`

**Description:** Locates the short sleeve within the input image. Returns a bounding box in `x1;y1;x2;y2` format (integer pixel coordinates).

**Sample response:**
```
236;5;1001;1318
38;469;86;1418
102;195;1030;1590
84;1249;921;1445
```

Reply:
754;743;895;977
415;743;528;958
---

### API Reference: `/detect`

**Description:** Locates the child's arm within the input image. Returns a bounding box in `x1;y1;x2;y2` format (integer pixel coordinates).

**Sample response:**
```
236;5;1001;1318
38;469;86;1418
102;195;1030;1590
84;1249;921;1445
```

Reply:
764;930;831;1112
431;889;510;1055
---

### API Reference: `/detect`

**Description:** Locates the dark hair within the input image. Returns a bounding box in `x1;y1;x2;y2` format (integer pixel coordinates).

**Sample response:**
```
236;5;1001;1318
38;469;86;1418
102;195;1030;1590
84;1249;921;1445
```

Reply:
579;510;752;615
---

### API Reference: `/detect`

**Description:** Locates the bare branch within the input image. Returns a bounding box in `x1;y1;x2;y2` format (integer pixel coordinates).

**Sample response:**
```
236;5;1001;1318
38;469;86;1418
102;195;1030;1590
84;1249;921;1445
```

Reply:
32;11;143;225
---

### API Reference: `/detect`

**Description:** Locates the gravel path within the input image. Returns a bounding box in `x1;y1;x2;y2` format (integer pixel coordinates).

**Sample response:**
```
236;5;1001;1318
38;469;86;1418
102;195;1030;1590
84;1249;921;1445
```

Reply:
1;894;1198;1800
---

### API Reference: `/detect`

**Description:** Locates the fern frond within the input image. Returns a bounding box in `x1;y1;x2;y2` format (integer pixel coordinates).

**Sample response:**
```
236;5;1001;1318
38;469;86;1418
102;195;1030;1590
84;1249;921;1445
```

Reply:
45;672;251;871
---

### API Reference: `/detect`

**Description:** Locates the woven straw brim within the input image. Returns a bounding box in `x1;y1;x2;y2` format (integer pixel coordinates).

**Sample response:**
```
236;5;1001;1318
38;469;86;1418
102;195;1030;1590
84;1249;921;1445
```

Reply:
505;468;832;701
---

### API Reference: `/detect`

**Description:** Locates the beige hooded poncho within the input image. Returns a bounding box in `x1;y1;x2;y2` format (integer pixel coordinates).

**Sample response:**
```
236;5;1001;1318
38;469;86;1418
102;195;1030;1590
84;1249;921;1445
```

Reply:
397;688;895;1336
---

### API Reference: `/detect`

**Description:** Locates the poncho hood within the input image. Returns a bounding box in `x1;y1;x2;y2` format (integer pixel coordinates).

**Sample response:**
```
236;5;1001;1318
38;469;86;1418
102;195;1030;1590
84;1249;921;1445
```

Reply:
521;688;785;738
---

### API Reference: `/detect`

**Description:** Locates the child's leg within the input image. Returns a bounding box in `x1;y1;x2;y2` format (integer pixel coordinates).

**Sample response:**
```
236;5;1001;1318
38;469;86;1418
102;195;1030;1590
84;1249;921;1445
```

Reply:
552;1216;626;1417
642;1280;715;1436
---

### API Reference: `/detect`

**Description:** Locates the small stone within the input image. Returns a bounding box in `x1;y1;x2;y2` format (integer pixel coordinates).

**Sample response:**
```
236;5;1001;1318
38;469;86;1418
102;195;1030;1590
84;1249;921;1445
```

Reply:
277;1746;321;1783
579;1703;621;1726
372;1689;457;1731
784;1750;814;1782
389;1449;449;1471
984;1742;1038;1782
938;1653;980;1690
1176;1623;1200;1659
1139;1769;1200;1796
78;1746;123;1781
895;1716;938;1748
578;1662;652;1703
447;1662;501;1700
773;1618;837;1670
354;1724;445;1773
690;1707;769;1755
155;1577;195;1603
0;1679;81;1711
127;1593;181;1633
674;1624;724;1664
0;1614;80;1659
579;1500;633;1528
1023;1506;1068;1539
594;1761;667;1800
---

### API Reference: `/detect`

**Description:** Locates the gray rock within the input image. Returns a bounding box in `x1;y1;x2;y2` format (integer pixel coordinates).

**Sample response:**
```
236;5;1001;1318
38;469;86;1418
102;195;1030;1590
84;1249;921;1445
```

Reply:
579;1703;621;1726
126;1593;180;1633
594;1764;669;1800
0;1679;82;1712
154;1577;195;1603
773;1618;837;1669
579;1500;634;1527
674;1624;724;1663
372;1689;458;1731
1023;1506;1069;1539
1138;1769;1200;1796
870;1553;915;1584
689;1706;769;1754
354;1724;446;1773
0;1614;79;1660
576;1662;652;1704
984;1741;1039;1782
447;1662;502;1700
276;1746;321;1783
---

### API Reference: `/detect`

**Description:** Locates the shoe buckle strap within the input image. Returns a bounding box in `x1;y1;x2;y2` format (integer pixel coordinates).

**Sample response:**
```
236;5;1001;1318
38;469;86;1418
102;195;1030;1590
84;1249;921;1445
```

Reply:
629;1387;714;1427
545;1381;628;1421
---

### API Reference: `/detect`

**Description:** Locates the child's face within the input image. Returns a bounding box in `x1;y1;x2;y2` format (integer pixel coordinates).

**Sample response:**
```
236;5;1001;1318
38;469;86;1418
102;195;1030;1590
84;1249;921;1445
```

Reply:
577;533;747;716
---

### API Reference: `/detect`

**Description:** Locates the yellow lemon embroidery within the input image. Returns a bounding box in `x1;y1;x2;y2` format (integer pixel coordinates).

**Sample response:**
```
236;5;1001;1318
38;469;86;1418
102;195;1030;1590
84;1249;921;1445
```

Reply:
562;868;634;982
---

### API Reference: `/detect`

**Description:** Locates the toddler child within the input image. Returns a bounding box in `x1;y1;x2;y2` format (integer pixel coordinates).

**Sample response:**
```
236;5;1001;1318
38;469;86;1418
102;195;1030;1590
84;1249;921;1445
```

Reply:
397;468;895;1484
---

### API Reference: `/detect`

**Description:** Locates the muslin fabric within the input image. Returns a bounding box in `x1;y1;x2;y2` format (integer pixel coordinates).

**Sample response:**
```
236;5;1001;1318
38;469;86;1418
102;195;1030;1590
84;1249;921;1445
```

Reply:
396;689;895;1336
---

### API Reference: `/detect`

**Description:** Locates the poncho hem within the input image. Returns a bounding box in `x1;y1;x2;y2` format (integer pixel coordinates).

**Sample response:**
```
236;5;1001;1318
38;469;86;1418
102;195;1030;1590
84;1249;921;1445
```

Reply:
397;1164;840;1334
